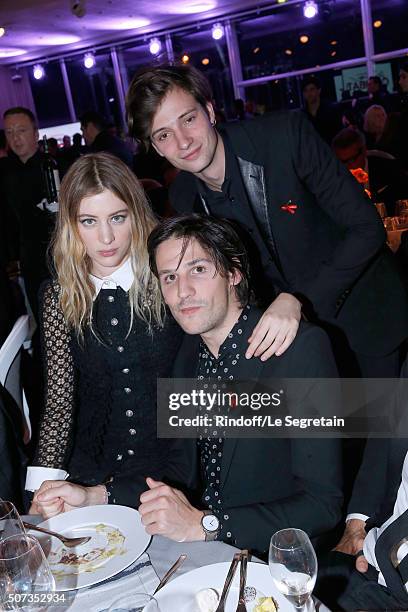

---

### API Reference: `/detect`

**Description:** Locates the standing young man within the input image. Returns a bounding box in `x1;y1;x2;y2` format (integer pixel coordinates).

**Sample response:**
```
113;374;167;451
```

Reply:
126;65;408;378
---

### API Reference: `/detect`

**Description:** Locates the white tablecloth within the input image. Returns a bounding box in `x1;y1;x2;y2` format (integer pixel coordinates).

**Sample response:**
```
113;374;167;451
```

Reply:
24;516;330;611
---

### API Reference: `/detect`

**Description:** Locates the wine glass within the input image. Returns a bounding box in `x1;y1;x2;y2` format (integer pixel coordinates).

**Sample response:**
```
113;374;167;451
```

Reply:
0;501;25;541
0;534;55;611
269;528;317;610
107;592;160;611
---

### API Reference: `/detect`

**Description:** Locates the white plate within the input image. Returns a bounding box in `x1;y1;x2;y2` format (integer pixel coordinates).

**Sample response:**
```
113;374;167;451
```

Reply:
32;505;150;591
154;561;314;612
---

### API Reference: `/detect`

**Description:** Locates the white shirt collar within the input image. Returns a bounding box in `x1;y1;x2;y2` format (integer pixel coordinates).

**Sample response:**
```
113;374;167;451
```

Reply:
90;258;134;298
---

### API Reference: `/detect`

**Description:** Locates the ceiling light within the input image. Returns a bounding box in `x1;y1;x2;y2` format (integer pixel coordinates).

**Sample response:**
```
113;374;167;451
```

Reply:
149;37;161;55
212;23;224;40
33;64;45;80
83;52;95;69
331;50;337;57
285;49;293;55
373;20;382;28
300;35;309;44
201;57;210;65
330;40;337;45
303;1;318;19
253;47;260;54
0;27;5;38
182;54;190;63
277;0;287;3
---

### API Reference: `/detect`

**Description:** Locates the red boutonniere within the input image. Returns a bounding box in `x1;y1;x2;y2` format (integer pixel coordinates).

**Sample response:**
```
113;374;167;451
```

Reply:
281;200;298;215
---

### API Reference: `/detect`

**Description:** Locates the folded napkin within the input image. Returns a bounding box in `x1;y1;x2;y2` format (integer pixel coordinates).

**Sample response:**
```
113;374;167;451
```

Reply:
47;552;160;612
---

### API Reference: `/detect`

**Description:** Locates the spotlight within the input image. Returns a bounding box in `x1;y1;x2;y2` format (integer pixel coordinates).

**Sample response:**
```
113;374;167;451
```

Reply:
285;49;293;55
0;27;5;38
83;52;95;69
373;20;382;28
33;64;45;80
149;37;161;55
201;57;210;65
303;1;318;19
212;23;224;41
181;54;190;63
299;35;309;43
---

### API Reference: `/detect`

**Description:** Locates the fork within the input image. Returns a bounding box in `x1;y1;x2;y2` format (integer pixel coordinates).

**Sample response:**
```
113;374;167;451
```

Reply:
236;549;248;612
23;521;91;548
215;552;241;612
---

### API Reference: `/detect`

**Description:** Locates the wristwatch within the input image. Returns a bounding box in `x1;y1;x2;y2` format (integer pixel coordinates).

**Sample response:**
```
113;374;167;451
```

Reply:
201;510;220;541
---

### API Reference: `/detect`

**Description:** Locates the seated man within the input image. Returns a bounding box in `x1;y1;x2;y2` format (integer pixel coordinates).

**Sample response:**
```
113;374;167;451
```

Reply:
332;127;408;216
137;214;343;555
316;360;408;610
32;215;343;556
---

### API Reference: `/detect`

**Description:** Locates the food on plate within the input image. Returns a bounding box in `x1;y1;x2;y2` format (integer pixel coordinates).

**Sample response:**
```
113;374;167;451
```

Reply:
254;596;279;611
195;587;220;612
49;523;126;576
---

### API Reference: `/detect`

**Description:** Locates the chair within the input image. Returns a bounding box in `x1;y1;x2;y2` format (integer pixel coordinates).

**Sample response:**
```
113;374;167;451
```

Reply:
0;315;31;443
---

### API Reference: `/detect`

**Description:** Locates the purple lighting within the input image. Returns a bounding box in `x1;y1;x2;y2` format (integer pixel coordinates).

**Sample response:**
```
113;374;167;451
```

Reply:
212;22;224;40
33;64;45;79
149;37;161;55
303;1;318;19
84;52;95;69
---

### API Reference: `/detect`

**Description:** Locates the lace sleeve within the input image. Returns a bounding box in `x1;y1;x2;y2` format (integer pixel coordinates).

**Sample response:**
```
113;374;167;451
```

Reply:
34;282;75;469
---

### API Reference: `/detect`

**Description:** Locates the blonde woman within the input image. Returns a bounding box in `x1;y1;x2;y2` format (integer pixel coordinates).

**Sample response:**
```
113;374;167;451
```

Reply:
27;153;184;516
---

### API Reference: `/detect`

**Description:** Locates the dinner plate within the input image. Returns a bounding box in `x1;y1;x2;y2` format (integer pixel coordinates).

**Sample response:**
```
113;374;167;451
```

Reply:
154;561;315;612
32;505;150;591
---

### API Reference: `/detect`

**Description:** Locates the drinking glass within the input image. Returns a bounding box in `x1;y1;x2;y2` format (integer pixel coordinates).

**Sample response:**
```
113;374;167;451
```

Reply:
0;534;55;611
0;502;25;541
108;593;159;611
268;528;317;610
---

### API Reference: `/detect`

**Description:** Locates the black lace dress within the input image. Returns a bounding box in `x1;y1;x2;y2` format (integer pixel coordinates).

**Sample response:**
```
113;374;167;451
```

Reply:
34;281;184;506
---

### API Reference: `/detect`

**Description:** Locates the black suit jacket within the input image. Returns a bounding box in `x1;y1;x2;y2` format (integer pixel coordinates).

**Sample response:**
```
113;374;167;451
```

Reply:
91;131;133;169
170;111;408;356
173;309;343;555
348;359;408;524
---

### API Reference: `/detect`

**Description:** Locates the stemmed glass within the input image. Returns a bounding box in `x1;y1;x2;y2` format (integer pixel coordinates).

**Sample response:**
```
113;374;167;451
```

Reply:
0;501;25;541
268;528;317;610
0;534;55;611
108;592;160;611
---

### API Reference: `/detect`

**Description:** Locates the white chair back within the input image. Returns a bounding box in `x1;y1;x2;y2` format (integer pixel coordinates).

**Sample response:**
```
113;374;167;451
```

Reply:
0;315;32;443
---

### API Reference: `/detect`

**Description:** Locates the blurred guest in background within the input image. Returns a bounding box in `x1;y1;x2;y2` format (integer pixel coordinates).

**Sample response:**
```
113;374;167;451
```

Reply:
302;76;341;144
2;107;55;322
62;135;71;149
397;62;408;112
333;127;408;216
79;111;133;168
363;105;387;149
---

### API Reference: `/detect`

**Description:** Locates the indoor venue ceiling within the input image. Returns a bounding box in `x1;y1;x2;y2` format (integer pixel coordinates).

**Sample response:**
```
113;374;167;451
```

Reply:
0;0;400;66
0;0;270;64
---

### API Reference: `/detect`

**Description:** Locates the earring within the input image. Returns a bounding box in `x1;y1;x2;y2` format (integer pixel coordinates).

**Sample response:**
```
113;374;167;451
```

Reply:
211;119;217;126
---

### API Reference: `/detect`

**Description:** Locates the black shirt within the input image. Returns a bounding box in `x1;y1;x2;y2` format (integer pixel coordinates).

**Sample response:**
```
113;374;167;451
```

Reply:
196;134;287;302
196;304;252;543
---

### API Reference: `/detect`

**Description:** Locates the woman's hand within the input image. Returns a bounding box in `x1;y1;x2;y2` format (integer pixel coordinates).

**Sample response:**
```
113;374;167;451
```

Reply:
29;480;106;519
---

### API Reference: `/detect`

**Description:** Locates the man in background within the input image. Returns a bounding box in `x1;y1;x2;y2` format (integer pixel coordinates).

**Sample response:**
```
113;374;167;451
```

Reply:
79;111;133;168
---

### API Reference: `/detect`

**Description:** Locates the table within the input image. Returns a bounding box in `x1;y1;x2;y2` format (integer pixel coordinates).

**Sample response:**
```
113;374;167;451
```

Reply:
24;516;329;611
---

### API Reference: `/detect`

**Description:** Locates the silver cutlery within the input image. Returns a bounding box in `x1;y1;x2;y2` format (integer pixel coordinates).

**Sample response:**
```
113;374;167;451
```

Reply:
236;549;248;612
153;553;187;594
215;552;241;612
23;521;91;548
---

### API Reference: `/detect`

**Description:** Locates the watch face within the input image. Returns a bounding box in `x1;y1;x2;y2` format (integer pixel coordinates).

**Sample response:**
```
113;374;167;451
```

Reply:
202;514;219;532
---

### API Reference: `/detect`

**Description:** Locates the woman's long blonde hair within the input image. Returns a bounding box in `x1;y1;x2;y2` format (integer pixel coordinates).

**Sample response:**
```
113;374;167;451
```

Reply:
52;152;164;337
